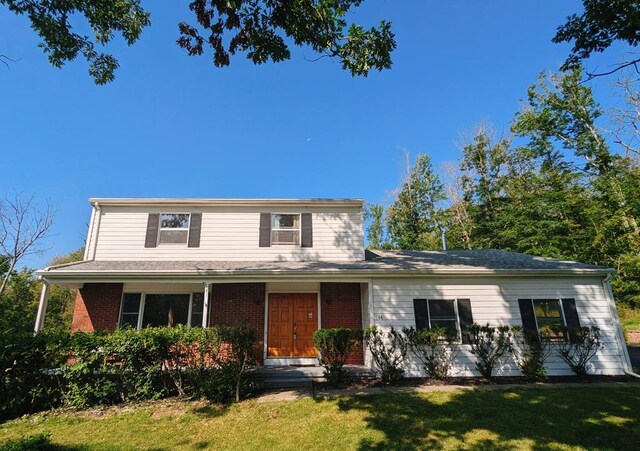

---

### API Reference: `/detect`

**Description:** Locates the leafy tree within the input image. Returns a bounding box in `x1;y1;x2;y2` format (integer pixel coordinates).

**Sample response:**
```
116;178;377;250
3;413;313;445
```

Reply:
45;248;85;330
554;0;640;78
0;268;39;333
386;153;446;250
365;203;386;249
2;0;395;84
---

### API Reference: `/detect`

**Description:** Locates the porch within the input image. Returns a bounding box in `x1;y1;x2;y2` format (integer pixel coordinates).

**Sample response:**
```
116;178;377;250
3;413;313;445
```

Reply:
35;280;371;366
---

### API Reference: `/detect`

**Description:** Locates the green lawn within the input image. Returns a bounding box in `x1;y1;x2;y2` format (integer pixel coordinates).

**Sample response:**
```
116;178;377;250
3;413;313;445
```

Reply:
1;385;639;450
620;307;640;334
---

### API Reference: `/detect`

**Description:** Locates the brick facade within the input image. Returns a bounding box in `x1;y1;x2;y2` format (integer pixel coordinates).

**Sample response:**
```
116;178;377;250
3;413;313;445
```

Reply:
320;282;364;364
209;283;266;363
71;283;123;332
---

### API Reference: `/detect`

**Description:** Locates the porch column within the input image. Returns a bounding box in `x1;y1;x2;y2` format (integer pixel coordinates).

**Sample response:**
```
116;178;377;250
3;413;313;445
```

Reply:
34;280;50;332
202;282;211;327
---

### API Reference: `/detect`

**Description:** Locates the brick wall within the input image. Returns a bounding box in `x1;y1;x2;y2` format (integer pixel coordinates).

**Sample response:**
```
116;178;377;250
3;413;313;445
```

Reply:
71;283;123;332
209;283;266;363
320;282;364;364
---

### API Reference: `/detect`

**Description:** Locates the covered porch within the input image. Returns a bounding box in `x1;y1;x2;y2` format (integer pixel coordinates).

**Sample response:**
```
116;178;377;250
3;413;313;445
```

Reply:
35;277;372;366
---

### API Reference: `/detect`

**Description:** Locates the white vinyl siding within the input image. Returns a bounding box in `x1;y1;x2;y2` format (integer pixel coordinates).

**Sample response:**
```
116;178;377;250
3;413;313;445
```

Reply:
90;205;364;261
371;277;626;376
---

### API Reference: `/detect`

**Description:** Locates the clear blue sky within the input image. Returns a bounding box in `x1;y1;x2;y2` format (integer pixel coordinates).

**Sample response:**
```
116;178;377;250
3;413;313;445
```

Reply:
0;1;629;268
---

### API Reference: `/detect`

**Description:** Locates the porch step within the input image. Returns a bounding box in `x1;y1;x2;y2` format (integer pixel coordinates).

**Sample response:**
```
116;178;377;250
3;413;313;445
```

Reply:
262;377;315;389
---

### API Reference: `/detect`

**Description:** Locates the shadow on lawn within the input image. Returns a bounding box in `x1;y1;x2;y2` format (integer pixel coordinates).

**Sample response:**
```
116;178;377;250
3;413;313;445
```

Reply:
334;385;640;450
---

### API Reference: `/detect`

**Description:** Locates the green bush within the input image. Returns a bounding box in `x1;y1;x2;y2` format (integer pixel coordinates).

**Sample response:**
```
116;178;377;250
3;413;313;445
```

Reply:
312;328;363;384
553;325;604;377
0;325;259;420
403;327;459;379
465;324;513;379
0;330;68;421
511;326;553;379
364;326;407;383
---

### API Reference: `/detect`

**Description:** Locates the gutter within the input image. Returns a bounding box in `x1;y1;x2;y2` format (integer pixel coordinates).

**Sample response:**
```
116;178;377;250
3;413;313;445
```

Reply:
601;274;639;378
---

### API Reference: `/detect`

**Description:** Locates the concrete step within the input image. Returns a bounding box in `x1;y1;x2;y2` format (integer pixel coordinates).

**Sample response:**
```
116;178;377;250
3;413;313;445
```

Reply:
263;377;315;389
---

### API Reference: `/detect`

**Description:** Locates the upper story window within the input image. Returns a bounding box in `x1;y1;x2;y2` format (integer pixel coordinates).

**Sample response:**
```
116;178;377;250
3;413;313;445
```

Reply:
271;214;300;245
158;213;190;244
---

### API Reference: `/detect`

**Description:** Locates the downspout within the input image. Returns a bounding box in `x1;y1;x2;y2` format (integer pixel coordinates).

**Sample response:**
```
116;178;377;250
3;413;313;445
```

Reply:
602;274;640;378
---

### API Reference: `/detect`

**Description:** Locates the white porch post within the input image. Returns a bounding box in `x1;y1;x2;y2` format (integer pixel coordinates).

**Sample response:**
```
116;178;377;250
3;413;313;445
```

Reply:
34;280;50;332
202;282;211;328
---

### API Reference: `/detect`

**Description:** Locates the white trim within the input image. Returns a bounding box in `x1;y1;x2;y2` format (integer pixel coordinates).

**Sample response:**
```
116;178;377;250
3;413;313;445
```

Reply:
202;282;210;328
602;275;633;371
83;206;97;261
530;298;567;340
87;198;364;208
263;290;321;362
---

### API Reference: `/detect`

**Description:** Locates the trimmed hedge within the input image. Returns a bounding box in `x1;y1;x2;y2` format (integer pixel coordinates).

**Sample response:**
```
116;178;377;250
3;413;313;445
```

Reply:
313;328;362;384
0;325;260;421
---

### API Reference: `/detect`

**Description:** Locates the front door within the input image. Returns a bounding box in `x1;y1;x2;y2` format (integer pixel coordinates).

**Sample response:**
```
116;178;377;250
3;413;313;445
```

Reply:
267;293;318;357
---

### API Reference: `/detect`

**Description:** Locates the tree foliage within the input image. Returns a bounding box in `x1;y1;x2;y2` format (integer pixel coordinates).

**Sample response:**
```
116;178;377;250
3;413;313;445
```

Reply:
368;68;640;308
554;0;640;78
2;0;395;84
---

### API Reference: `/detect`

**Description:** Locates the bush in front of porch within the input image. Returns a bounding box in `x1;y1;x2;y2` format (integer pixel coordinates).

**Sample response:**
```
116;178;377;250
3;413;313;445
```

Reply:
0;325;260;422
312;328;363;384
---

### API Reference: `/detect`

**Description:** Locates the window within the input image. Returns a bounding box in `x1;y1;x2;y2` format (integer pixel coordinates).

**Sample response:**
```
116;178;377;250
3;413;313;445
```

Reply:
413;298;473;343
119;293;203;328
533;299;566;340
271;214;300;245
120;293;142;328
158;213;190;244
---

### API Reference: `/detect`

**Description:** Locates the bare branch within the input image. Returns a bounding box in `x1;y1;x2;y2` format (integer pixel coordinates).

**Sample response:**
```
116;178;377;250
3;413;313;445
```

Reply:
0;192;55;296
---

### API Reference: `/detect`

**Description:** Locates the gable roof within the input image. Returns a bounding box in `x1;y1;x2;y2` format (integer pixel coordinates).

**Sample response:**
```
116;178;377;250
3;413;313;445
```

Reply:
87;198;363;208
37;249;613;281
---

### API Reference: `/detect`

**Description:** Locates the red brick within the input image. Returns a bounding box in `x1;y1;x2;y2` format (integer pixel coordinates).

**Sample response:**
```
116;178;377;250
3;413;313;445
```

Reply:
209;283;266;363
320;282;364;364
71;283;123;332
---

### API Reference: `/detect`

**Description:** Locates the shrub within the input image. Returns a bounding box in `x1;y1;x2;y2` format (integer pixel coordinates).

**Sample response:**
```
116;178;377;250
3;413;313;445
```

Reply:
313;328;363;384
403;327;459;379
364;326;407;383
0;330;68;421
553;325;604;377
511;326;553;379
465;324;513;379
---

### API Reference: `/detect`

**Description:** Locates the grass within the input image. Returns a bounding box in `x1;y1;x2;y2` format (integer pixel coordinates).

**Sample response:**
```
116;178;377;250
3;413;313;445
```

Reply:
620;306;640;335
2;385;640;450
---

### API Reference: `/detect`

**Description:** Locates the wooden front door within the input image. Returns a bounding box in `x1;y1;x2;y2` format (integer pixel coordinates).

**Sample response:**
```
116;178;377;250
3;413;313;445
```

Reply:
267;293;318;357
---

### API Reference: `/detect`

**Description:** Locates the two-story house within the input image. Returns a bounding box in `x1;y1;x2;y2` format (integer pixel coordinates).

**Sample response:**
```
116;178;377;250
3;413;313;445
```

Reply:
35;198;632;375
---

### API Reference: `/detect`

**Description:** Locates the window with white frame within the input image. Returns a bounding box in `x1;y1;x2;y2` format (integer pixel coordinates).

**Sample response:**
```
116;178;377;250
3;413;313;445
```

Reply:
427;299;459;337
413;298;474;343
532;299;566;340
158;213;190;244
271;213;300;245
118;293;204;328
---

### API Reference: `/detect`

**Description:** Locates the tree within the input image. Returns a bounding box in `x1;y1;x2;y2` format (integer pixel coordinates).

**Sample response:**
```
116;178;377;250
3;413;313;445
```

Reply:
365;203;386;249
45;247;85;330
386;152;446;250
0;193;55;296
554;0;640;78
2;0;395;84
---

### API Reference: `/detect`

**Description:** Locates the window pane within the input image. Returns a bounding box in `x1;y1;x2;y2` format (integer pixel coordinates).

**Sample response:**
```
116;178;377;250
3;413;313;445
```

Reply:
159;229;188;244
120;313;139;328
142;294;190;327
429;299;456;318
534;300;561;319
431;319;458;336
122;293;141;314
272;214;299;229
271;230;299;244
160;214;189;229
191;293;204;327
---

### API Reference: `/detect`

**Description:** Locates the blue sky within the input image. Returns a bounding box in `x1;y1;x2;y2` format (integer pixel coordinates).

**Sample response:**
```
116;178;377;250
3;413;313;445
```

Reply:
0;1;629;268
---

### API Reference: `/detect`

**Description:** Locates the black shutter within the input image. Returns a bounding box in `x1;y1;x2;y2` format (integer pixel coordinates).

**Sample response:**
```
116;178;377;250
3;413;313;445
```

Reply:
413;299;429;330
188;213;202;248
301;213;313;247
518;299;538;341
259;213;271;247
562;298;581;343
457;299;474;344
144;213;160;248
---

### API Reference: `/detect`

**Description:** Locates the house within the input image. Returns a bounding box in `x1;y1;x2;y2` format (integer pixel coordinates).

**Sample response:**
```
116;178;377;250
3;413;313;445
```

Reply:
35;198;632;375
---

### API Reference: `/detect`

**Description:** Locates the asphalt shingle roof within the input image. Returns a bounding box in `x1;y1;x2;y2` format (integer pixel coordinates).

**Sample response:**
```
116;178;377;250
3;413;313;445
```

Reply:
40;249;612;276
